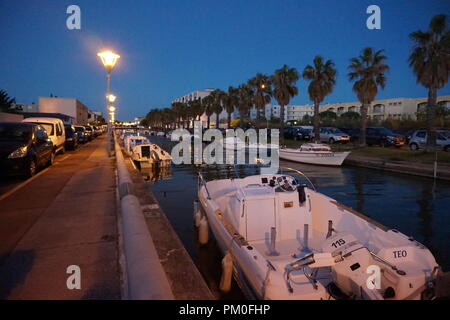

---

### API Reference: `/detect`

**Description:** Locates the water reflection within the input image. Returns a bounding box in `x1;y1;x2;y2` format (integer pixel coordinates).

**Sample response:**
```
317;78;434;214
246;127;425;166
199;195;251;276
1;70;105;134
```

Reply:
143;135;450;300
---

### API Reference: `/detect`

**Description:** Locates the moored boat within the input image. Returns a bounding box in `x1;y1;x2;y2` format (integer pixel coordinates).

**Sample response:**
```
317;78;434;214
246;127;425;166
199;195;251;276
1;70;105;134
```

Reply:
196;171;440;300
279;143;350;166
131;143;172;167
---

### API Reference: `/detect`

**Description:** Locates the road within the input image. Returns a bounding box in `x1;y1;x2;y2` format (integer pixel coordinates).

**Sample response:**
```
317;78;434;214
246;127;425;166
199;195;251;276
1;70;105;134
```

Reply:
0;135;121;299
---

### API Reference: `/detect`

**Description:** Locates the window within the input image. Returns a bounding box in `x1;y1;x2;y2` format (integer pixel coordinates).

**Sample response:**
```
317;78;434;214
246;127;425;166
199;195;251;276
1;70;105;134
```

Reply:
35;127;49;141
416;131;426;138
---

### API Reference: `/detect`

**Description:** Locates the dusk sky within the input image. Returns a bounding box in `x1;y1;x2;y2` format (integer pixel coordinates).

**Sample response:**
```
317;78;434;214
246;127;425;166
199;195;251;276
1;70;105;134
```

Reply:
1;0;449;121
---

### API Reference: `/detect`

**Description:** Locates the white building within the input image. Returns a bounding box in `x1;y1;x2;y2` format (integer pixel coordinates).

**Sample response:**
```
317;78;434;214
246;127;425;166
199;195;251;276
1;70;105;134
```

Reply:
38;97;89;125
320;95;450;121
283;95;450;122
88;110;104;123
172;89;215;104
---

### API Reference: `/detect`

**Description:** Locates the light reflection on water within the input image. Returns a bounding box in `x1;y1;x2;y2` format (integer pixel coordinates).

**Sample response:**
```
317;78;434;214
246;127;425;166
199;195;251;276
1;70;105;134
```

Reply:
141;136;450;298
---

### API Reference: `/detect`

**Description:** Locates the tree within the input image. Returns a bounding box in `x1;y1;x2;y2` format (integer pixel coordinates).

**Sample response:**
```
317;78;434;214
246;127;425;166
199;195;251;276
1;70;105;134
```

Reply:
302;56;337;143
210;89;225;129
409;14;450;152
248;74;272;127
202;95;214;129
271;65;299;144
236;84;253;128
223;86;238;128
0;89;16;113
348;47;389;147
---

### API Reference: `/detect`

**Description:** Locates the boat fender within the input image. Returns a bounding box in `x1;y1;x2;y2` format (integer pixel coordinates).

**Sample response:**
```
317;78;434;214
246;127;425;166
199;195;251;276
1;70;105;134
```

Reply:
198;217;209;245
297;185;306;204
193;200;201;227
219;252;233;293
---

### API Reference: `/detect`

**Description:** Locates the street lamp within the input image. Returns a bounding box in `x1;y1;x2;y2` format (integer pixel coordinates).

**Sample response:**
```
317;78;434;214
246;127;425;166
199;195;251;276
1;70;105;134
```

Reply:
97;50;120;151
107;93;116;103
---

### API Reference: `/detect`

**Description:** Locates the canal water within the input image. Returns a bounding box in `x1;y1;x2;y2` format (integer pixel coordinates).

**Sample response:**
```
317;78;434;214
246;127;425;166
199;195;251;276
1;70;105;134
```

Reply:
142;136;450;299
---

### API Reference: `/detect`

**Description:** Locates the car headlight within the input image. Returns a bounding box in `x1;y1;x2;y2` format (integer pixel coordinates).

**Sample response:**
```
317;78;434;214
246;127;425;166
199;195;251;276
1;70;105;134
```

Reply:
8;145;28;158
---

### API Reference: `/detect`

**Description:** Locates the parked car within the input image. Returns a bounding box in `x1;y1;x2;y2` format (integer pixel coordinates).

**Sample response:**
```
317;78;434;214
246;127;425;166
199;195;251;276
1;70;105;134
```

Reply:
338;128;360;142
409;130;450;152
74;125;89;144
93;125;102;137
0;122;54;177
366;127;405;147
311;127;350;144
22;117;66;154
64;125;79;150
83;125;94;141
284;126;312;140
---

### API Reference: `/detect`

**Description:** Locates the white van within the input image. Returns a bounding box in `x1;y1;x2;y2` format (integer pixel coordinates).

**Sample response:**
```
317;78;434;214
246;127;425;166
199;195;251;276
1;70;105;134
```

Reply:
22;117;66;154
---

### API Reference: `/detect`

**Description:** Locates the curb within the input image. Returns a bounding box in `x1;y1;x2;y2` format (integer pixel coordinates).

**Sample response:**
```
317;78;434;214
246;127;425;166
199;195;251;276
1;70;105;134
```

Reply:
114;137;174;300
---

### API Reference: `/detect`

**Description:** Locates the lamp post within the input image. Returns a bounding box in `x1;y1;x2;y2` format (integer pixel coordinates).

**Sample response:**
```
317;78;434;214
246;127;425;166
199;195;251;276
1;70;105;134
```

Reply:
97;50;120;153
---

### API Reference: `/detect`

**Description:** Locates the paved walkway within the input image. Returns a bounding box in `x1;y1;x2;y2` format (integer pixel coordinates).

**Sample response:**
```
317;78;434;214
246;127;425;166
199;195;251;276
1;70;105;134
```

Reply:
0;136;121;299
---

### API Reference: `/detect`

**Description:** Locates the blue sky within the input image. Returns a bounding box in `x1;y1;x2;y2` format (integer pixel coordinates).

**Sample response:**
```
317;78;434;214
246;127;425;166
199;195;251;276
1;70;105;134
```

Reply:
0;0;449;121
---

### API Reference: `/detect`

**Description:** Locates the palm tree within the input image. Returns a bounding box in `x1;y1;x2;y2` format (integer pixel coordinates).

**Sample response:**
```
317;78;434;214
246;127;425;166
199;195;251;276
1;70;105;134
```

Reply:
237;84;253;128
271;65;299;144
202;95;214;129
409;14;450;152
348;47;389;147
210;89;225;129
248;74;272;128
0;89;16;113
223;86;238;128
302;56;337;143
171;102;185;128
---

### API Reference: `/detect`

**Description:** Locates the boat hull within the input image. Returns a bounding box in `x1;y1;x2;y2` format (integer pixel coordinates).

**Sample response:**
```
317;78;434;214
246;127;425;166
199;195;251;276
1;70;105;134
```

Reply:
279;149;350;166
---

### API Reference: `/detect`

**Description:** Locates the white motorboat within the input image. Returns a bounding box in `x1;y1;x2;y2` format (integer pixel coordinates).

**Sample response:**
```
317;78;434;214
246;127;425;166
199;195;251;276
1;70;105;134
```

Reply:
157;131;165;137
220;137;246;151
196;172;440;300
279;143;350;166
124;135;150;155
247;142;279;150
131;143;172;167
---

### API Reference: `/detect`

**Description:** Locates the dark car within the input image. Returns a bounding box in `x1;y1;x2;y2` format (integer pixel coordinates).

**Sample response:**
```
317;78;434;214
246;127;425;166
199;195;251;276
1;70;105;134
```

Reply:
93;125;102;137
284;126;312;140
83;125;94;141
366;127;405;147
74;125;89;144
64;125;79;150
0;122;54;177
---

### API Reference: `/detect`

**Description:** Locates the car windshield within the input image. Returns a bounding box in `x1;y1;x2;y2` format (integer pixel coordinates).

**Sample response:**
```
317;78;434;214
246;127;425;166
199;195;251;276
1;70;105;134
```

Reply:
328;128;343;134
75;127;84;132
378;128;394;135
36;123;54;135
439;131;450;139
0;124;32;141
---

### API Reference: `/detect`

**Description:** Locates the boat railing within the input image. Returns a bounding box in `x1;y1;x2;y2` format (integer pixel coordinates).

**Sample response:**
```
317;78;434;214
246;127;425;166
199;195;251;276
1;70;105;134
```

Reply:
280;167;316;191
198;171;212;199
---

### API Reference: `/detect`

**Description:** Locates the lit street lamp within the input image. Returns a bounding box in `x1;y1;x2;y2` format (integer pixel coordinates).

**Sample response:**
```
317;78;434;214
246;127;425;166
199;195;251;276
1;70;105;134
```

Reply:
107;93;117;103
97;50;120;151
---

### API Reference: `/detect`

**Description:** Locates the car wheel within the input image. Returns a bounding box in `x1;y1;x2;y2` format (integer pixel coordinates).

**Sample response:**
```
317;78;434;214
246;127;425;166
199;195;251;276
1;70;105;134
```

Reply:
47;152;55;166
27;159;37;177
410;143;418;151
